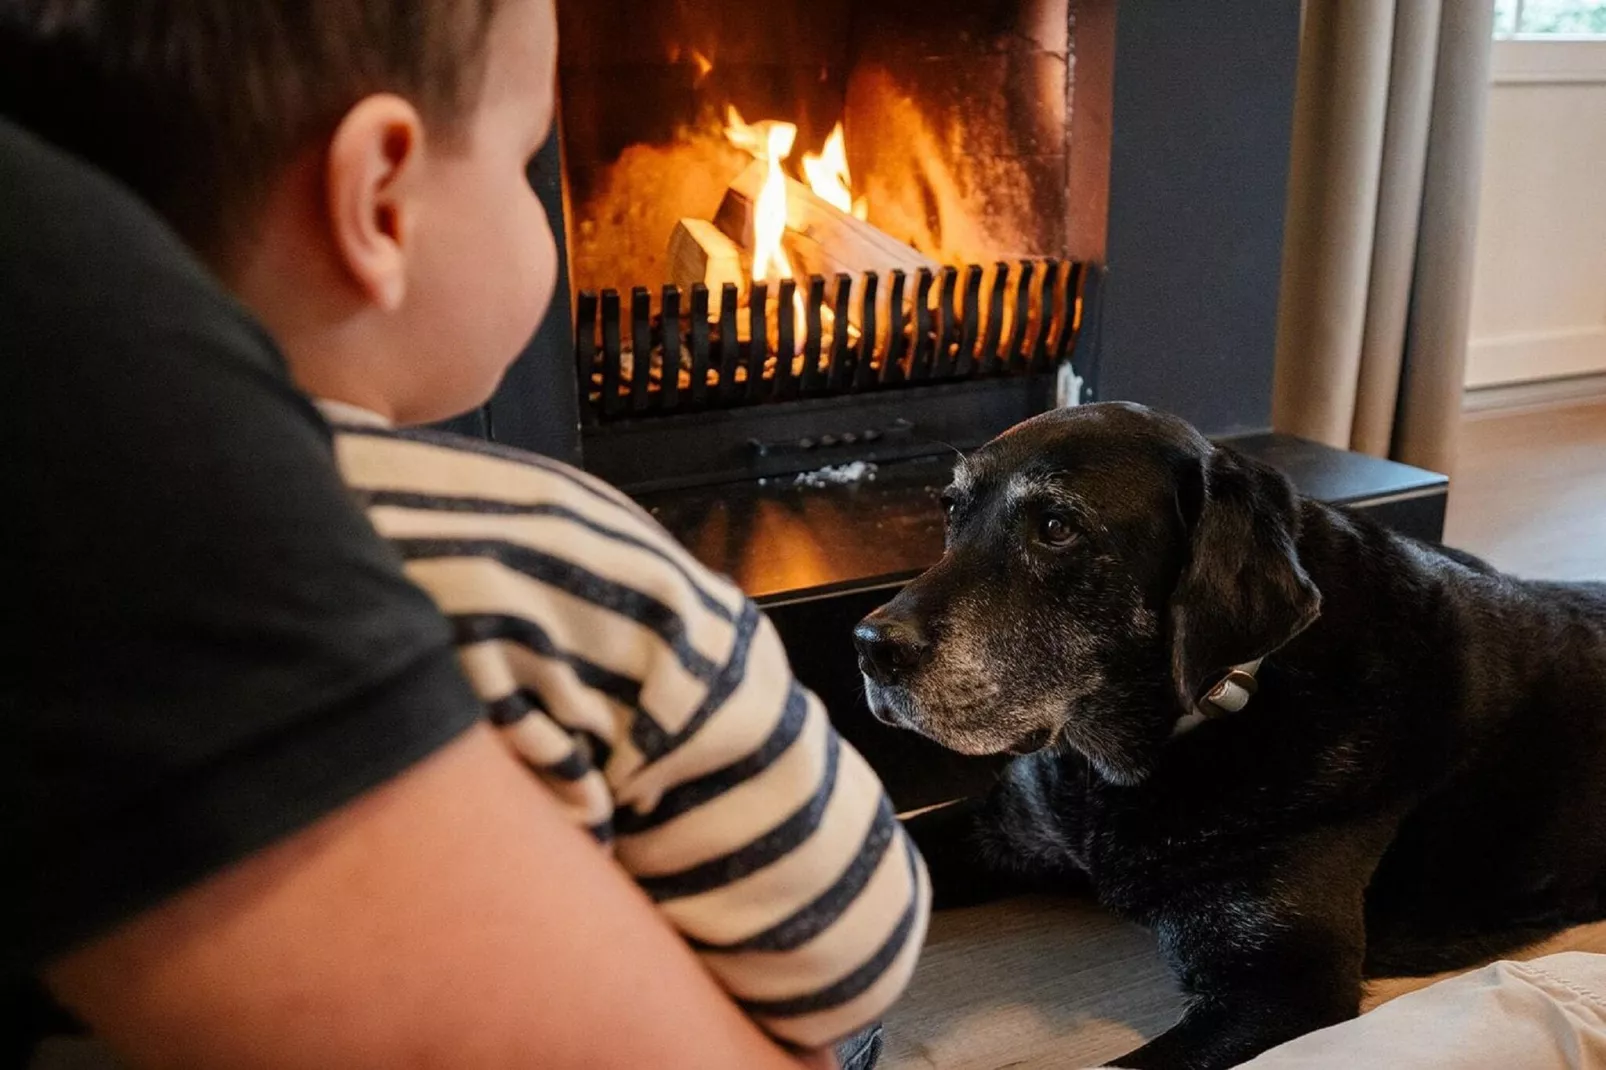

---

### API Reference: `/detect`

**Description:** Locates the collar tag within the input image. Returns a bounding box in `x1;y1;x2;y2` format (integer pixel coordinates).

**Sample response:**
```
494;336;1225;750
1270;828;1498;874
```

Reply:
1202;666;1261;714
1173;658;1265;736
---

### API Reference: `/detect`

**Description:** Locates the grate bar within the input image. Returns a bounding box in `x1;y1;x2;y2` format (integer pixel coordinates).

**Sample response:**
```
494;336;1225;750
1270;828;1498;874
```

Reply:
577;260;1095;423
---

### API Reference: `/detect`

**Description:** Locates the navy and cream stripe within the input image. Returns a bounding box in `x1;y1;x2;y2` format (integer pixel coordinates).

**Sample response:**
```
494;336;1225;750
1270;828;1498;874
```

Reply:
323;411;930;1049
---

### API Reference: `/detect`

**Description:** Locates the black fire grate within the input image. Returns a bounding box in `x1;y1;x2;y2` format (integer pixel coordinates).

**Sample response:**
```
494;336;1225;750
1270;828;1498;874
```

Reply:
576;259;1090;423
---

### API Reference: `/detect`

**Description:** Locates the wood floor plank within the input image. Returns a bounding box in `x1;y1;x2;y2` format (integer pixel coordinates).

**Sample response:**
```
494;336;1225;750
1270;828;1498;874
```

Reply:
881;899;1180;1070
1445;400;1606;580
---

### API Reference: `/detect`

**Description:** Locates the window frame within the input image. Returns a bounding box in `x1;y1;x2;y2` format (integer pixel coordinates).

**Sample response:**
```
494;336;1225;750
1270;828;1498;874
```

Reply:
1490;37;1606;84
1496;0;1606;39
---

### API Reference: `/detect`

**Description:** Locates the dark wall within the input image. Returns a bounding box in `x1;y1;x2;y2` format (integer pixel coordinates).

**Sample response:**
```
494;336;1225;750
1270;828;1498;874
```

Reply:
478;138;583;463
1098;0;1302;437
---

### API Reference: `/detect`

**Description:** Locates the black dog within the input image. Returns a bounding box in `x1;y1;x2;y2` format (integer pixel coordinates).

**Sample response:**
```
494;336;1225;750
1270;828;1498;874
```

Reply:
856;403;1606;1070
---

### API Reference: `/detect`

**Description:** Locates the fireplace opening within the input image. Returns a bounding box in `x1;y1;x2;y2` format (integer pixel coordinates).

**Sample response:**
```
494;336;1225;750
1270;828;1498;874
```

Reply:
552;0;1113;492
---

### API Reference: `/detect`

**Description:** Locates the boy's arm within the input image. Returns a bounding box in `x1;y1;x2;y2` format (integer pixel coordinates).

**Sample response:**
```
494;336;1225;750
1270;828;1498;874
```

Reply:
330;431;929;1050
46;724;832;1070
605;596;931;1049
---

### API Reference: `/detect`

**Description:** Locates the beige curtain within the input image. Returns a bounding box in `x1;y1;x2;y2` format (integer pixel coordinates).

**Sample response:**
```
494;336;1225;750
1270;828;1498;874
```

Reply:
1272;0;1495;478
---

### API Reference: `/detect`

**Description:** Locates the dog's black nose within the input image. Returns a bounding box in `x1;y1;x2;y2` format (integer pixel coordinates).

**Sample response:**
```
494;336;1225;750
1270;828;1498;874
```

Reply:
853;616;927;682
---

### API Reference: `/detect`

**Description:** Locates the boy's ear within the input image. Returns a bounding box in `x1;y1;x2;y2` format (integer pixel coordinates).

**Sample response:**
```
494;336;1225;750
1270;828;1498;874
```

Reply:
325;94;425;311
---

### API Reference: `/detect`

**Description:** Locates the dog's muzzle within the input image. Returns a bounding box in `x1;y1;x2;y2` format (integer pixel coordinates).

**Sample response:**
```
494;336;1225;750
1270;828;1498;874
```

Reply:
1005;724;1058;756
855;614;933;734
853;614;929;686
860;675;916;729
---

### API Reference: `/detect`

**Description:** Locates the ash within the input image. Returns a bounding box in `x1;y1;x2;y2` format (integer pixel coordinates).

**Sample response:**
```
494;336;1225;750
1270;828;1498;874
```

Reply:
792;461;879;488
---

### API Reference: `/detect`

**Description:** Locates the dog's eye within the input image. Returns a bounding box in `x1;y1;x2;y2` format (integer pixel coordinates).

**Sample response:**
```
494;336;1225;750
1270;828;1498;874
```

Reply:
1038;513;1075;547
939;492;958;523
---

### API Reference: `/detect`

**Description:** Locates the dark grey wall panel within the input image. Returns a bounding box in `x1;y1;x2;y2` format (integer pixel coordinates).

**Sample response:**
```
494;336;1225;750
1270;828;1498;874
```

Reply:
487;137;583;463
1099;0;1303;436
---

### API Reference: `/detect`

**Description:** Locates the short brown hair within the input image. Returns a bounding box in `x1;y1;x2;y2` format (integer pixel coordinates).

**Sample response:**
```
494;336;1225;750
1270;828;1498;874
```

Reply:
0;1;503;260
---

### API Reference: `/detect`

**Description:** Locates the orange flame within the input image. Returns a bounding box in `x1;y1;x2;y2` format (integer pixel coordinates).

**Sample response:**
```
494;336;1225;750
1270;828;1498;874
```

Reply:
752;123;797;284
690;49;713;83
801;123;868;221
725;107;866;350
724;106;798;286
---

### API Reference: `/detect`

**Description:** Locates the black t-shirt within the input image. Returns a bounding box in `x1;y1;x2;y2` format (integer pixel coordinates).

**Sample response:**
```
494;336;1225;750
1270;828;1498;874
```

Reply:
2;116;485;1034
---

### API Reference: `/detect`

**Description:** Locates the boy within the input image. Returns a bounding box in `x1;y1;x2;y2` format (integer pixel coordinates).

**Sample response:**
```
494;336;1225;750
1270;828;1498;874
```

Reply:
3;0;926;1060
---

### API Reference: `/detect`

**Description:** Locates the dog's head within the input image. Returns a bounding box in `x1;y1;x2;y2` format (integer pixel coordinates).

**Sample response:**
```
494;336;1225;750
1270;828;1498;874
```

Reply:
855;403;1321;783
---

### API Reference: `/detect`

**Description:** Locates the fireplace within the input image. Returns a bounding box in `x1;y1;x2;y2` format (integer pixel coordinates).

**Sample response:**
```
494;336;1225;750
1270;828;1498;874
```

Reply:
478;0;1315;480
457;0;1450;808
550;0;1109;492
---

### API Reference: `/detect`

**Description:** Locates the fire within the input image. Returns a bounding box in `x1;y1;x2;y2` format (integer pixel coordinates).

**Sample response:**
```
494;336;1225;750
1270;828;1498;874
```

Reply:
690;49;713;83
723;105;777;158
801;123;868;221
752;123;797;285
724;105;807;345
725;106;869;284
724;106;865;349
725;106;799;288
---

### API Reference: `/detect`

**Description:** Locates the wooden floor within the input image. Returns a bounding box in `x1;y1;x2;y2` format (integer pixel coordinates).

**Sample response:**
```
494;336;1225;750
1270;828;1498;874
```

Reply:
883;901;1606;1070
883;401;1606;1069
1444;399;1606;579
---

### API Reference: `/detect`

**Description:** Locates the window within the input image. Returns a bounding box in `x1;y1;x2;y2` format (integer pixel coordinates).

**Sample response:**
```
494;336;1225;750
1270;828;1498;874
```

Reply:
1495;0;1606;37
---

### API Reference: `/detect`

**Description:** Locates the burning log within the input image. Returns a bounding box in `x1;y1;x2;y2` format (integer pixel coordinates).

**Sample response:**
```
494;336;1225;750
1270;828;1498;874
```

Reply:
714;160;939;285
667;219;747;299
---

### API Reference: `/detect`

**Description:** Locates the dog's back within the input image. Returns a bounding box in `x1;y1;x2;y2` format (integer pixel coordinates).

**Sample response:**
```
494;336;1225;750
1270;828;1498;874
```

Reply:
1294;501;1606;969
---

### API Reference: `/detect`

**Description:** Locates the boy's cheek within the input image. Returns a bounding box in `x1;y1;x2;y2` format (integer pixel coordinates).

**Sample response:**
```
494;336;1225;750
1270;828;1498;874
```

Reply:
526;205;559;327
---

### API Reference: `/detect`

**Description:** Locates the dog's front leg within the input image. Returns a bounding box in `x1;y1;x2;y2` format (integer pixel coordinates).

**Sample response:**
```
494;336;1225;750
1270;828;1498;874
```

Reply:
1107;827;1387;1070
1107;985;1358;1070
1106;915;1366;1070
903;753;1091;909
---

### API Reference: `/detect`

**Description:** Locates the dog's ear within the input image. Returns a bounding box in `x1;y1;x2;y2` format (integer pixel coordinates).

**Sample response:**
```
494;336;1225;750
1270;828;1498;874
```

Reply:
1169;446;1321;710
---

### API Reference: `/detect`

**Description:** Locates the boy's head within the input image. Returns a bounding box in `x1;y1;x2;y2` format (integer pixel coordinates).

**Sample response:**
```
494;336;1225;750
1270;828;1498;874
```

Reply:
2;0;559;425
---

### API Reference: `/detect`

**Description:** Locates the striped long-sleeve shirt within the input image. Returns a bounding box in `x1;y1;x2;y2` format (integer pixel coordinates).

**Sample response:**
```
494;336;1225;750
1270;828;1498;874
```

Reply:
319;402;930;1049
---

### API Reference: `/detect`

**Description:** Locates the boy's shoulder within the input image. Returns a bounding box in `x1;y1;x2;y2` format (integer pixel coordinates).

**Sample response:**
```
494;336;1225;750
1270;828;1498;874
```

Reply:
325;421;744;609
329;422;643;518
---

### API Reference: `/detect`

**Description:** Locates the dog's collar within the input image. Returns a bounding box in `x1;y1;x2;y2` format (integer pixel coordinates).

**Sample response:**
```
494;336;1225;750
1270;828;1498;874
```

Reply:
1172;657;1265;736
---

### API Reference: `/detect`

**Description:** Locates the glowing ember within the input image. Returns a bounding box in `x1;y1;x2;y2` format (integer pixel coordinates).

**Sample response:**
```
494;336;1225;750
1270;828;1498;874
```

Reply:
801;123;868;221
